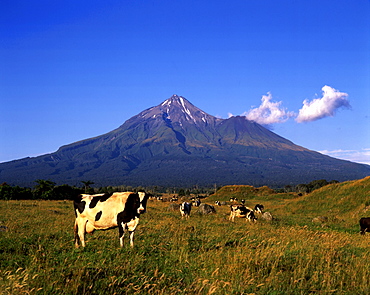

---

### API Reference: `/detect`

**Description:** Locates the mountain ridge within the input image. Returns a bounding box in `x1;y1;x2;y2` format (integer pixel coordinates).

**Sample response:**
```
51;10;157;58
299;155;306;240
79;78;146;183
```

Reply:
1;95;369;187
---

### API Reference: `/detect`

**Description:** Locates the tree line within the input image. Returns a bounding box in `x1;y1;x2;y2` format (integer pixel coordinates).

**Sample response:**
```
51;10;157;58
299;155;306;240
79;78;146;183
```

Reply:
0;180;211;200
0;178;337;200
279;179;339;194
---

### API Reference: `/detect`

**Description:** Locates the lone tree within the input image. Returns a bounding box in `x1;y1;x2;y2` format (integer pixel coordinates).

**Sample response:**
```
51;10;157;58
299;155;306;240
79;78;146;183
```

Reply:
81;181;94;193
34;179;56;199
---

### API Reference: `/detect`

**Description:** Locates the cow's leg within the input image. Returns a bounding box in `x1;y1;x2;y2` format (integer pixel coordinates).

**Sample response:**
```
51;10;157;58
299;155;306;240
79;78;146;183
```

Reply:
126;218;139;248
118;222;126;247
129;230;135;247
74;219;80;247
76;218;87;247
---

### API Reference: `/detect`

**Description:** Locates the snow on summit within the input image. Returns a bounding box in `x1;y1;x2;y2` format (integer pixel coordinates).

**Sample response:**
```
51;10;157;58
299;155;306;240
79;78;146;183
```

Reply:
140;95;218;126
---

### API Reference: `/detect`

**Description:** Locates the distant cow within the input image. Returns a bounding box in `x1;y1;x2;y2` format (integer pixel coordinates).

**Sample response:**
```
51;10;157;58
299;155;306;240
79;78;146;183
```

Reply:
191;198;201;207
180;202;192;218
360;217;370;235
73;191;149;248
170;196;178;202
254;204;264;214
229;205;257;223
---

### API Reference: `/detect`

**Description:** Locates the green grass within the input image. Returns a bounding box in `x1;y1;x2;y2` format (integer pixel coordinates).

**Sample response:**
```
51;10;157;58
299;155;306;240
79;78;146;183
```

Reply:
1;177;370;294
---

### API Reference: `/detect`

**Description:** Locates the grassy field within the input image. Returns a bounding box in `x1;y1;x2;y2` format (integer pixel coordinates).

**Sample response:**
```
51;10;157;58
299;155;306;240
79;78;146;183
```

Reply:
1;177;370;294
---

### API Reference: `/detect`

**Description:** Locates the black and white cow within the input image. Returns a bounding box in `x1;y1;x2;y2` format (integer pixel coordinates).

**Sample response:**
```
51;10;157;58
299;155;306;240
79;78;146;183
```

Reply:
73;191;149;248
180;202;192;218
170;196;178;202
254;204;264;214
229;205;257;223
192;198;201;207
360;217;370;235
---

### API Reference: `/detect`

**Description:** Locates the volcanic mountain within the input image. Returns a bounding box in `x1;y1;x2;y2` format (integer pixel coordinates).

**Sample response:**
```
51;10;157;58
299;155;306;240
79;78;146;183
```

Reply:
1;95;369;187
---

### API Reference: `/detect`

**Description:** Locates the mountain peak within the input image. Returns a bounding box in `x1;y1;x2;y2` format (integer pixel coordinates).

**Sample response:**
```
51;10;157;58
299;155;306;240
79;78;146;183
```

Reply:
162;94;182;103
136;95;218;127
162;95;216;125
161;94;193;111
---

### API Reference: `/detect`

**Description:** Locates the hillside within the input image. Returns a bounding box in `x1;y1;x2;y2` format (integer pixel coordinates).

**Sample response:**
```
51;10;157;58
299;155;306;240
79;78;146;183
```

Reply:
210;185;277;201
209;176;370;231
288;176;370;220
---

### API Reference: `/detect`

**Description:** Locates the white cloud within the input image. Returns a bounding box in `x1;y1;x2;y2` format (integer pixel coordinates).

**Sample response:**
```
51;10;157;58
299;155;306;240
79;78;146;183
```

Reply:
319;148;370;165
296;85;350;123
243;92;295;125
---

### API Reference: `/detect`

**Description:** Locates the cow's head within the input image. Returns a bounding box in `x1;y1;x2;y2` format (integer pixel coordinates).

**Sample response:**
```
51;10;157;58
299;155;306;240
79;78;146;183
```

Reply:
137;192;149;214
254;204;264;213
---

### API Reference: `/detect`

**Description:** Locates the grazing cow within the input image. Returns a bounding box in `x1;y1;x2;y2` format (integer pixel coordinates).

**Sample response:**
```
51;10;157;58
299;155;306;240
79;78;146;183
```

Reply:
180;202;192;218
254;204;264;214
360;217;370;235
73;191;149;248
192;198;201;207
215;201;221;206
229;205;257;223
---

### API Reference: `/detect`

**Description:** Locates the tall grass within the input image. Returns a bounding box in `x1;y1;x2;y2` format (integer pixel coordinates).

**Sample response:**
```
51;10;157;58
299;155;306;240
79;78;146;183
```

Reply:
1;179;370;294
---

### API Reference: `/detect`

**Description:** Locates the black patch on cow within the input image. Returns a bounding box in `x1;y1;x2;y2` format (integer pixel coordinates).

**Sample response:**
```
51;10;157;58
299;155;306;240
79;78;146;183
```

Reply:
89;192;113;209
73;194;86;215
248;211;257;220
95;211;103;221
117;193;141;224
238;206;249;215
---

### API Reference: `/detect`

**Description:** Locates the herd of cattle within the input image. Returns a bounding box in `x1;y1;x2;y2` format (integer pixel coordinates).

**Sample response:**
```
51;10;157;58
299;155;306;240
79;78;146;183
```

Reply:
73;191;370;248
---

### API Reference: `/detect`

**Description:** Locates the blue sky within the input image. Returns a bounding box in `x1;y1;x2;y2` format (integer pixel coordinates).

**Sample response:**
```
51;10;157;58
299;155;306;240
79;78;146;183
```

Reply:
1;0;369;165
